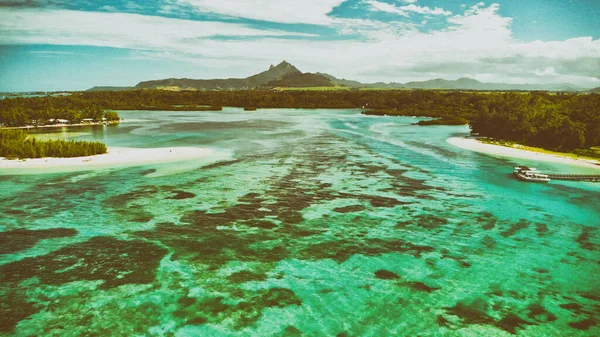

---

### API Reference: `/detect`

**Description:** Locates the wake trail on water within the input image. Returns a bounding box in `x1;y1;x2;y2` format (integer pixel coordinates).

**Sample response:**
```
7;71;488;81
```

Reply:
334;127;469;169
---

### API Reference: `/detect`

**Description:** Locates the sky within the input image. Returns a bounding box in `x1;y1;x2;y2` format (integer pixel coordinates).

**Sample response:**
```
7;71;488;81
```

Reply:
0;0;599;91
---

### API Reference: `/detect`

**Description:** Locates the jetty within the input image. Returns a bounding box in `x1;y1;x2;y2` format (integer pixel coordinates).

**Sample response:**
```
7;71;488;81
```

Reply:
545;174;600;182
514;166;600;182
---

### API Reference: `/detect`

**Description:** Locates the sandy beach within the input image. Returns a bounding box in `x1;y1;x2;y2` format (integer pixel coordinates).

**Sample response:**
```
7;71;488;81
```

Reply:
4;121;120;130
447;137;600;170
0;146;216;173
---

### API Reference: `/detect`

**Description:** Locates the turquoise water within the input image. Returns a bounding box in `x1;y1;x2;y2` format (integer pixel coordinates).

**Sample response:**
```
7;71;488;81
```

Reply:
1;108;599;336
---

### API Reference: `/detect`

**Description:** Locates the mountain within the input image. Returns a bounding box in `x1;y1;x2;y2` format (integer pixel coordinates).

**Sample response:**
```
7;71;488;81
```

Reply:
317;73;365;88
323;73;585;91
589;87;600;93
404;78;486;90
133;61;302;91
246;61;301;87
87;86;133;92
264;73;334;88
87;61;590;92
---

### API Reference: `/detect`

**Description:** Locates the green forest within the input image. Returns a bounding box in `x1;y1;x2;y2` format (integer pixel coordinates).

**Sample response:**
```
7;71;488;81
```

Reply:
1;90;599;153
0;129;107;159
0;98;120;127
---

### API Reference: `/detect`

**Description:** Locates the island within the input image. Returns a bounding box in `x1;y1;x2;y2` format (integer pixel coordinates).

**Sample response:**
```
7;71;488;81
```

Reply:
0;129;107;159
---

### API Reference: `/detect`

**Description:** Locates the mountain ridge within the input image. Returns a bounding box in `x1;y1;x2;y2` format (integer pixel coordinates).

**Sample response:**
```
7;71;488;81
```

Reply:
132;61;304;91
87;61;591;92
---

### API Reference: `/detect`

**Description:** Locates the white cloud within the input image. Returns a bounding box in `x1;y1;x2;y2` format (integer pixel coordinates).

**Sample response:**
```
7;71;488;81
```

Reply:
365;0;451;17
1;3;599;87
0;8;313;50
400;4;451;16
170;0;347;25
365;1;409;16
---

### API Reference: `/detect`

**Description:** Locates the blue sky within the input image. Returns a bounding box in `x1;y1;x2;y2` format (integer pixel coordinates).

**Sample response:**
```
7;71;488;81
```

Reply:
0;0;599;91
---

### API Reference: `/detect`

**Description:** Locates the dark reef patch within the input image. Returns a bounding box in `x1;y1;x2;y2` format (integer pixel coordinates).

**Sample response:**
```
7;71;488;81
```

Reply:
260;288;302;308
106;185;160;206
136;208;288;267
367;195;410;208
201;159;243;170
480;235;497;249
476;212;497;230
0;228;78;255
279;326;304;336
0;236;167;289
446;298;494;326
407;281;440;293
416;214;448;229
576;226;597;251
441;252;472;268
175;288;301;328
0;286;37;333
244;219;278;229
374;270;400;280
568;318;597;330
166;190;196;200
500;219;529;238
559;302;584;314
227;270;267;284
535;223;549;237
496;312;535;334
4;209;25;215
526;303;557;323
446;298;537;334
105;185;159;223
333;205;366;213
297;238;434;263
276;225;327;237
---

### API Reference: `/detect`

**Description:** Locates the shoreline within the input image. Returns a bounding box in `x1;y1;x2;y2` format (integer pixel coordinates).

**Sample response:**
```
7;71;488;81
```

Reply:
447;137;600;170
0;146;216;173
1;121;119;130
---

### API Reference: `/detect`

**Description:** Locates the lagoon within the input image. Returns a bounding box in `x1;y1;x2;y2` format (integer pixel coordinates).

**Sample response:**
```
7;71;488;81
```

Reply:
1;108;599;336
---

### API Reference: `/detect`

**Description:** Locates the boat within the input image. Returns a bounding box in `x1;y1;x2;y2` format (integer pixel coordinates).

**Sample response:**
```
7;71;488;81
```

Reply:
514;166;550;182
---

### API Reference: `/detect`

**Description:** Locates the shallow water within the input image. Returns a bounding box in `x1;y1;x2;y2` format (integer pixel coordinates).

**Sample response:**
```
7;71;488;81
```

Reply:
1;108;599;336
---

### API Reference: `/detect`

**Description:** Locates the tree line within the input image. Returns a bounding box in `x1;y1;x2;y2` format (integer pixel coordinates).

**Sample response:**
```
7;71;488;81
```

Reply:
0;97;120;127
1;90;598;152
0;129;107;159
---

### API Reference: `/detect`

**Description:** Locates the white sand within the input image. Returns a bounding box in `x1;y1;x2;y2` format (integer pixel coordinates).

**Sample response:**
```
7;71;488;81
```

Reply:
447;137;600;170
0;147;216;173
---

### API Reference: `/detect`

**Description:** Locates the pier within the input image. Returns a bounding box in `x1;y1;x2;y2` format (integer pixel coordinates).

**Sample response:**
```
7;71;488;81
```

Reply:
545;174;600;182
514;166;600;183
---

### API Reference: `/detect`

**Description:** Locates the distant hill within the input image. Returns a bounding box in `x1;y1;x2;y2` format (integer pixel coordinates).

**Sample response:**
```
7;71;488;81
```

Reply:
317;73;366;88
87;86;133;92
324;74;586;91
247;61;301;87
87;61;591;92
133;61;301;91
264;73;334;88
589;87;600;93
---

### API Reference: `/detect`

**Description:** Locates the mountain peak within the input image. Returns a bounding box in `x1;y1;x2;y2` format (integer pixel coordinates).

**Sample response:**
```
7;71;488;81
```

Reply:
266;61;301;76
275;60;294;69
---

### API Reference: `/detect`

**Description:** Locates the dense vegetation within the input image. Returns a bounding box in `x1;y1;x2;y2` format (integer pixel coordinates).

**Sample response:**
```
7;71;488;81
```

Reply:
264;73;335;88
1;90;599;152
0;98;120;127
0;129;107;159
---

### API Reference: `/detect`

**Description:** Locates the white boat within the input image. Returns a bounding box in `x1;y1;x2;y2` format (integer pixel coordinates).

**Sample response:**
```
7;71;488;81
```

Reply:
514;166;550;182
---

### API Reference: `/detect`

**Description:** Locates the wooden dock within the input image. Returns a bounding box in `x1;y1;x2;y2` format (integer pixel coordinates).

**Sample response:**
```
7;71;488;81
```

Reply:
545;174;600;182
